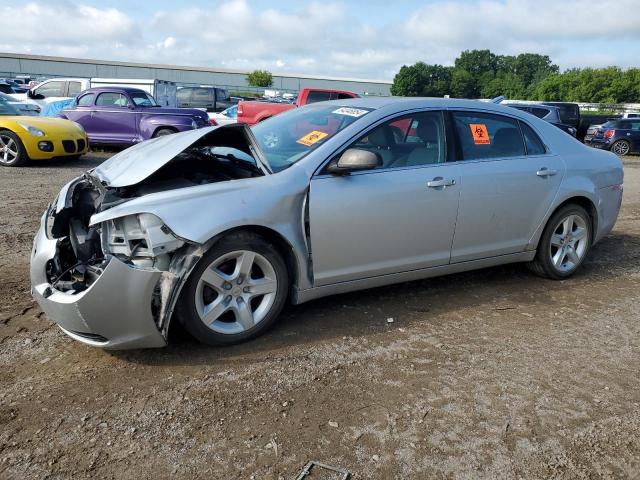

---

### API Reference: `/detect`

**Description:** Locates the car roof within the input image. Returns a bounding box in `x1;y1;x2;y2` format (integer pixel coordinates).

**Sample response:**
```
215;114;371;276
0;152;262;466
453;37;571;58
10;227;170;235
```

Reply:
82;86;150;94
505;103;557;111
315;96;552;118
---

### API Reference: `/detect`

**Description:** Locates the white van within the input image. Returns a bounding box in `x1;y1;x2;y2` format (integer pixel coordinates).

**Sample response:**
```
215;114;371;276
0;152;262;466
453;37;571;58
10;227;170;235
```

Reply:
12;78;178;109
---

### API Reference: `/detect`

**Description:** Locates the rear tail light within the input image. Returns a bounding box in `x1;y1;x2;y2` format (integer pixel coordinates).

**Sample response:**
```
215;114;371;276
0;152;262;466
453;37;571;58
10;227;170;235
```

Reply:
604;129;615;139
209;118;217;126
237;104;243;116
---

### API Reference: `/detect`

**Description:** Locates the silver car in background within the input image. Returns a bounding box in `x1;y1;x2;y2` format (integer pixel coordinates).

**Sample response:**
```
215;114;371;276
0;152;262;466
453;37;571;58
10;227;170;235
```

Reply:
30;98;623;349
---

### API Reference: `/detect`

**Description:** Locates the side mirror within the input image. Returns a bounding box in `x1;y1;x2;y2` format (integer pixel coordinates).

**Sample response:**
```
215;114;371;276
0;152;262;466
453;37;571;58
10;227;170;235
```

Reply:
27;90;35;99
326;148;382;175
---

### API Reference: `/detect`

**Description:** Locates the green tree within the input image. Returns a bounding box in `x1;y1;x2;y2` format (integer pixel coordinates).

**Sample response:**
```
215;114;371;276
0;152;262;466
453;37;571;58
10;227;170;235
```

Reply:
391;49;640;103
455;49;498;78
246;70;273;88
481;72;526;99
450;68;474;98
391;62;452;97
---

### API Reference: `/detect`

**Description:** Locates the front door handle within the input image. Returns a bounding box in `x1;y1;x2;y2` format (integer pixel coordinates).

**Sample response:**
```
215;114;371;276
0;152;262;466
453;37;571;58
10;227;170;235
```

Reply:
427;177;456;188
536;168;558;177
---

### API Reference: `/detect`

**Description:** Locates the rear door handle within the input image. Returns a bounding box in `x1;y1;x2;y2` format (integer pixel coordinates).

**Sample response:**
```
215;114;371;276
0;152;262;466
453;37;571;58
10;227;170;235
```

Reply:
536;168;558;177
427;177;456;188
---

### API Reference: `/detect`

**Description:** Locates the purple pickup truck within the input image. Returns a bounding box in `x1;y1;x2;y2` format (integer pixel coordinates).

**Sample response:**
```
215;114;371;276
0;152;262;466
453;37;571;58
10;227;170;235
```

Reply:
60;87;212;145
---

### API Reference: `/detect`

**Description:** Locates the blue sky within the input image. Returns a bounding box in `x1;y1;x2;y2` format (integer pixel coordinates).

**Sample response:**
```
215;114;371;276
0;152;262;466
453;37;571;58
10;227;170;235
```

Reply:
0;0;638;80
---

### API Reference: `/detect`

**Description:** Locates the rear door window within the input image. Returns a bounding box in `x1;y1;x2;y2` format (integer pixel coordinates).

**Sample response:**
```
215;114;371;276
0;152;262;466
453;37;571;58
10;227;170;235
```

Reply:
452;111;525;160
520;122;547;155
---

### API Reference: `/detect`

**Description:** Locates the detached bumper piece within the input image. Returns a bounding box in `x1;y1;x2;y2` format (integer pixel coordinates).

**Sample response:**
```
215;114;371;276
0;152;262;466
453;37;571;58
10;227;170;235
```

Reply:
31;222;167;349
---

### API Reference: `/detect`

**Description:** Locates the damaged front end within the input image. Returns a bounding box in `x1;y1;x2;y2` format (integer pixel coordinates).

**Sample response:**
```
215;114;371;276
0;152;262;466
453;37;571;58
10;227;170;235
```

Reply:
32;124;267;349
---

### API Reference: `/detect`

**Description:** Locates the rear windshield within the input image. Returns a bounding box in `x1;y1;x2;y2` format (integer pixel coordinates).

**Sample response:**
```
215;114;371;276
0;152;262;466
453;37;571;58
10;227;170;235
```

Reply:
251;104;373;172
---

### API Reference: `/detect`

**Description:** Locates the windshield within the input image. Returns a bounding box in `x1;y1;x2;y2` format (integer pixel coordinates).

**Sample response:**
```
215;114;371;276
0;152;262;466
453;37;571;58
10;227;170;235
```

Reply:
130;91;159;107
0;99;20;116
251;104;372;172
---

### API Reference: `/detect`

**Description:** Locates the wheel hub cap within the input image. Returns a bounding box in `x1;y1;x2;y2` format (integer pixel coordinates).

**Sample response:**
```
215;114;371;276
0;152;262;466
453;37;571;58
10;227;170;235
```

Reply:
549;214;588;273
194;250;278;335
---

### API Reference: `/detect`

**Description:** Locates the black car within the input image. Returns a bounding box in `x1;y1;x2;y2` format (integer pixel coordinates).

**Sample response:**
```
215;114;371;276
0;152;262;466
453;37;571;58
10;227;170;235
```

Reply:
541;102;580;129
177;86;235;112
587;119;640;156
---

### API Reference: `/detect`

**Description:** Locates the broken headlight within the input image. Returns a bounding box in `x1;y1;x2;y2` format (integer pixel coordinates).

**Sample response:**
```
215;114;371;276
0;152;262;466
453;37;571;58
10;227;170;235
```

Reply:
102;213;184;270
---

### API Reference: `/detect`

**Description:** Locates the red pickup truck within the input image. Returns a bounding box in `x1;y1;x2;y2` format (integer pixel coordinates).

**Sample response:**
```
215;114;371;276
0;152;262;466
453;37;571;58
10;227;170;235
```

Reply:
237;88;359;125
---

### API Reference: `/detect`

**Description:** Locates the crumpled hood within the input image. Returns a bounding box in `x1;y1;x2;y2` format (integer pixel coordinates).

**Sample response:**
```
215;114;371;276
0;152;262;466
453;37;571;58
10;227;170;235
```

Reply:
92;123;269;188
93;126;218;187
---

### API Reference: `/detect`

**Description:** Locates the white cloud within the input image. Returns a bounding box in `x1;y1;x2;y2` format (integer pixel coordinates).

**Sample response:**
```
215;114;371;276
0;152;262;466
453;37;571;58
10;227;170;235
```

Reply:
0;0;638;80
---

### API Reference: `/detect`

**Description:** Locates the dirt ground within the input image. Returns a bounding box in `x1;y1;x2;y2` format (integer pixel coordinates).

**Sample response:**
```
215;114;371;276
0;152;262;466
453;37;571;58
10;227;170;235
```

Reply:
0;153;639;480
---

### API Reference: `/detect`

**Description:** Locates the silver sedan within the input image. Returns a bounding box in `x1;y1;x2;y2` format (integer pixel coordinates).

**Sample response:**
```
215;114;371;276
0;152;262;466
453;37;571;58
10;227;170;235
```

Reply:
30;98;623;349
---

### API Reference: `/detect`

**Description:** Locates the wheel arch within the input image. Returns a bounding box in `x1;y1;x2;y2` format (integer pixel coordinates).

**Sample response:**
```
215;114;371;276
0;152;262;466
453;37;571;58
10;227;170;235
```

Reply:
213;225;299;294
535;195;598;250
162;224;301;340
151;125;178;137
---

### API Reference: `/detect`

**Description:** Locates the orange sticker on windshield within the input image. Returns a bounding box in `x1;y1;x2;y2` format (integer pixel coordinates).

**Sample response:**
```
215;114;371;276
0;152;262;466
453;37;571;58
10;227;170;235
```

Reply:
297;130;329;147
470;124;490;145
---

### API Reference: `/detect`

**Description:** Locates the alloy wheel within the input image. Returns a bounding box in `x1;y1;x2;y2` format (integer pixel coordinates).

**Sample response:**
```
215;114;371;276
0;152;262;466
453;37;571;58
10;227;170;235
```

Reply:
194;250;278;334
612;140;630;156
549;214;589;273
0;134;18;164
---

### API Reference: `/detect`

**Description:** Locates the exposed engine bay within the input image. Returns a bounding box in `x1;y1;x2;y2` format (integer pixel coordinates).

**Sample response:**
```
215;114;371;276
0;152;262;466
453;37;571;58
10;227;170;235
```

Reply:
45;126;263;295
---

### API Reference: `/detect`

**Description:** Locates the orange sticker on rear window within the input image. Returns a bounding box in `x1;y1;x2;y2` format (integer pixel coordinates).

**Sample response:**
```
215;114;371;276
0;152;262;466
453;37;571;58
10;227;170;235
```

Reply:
297;130;329;147
470;124;490;145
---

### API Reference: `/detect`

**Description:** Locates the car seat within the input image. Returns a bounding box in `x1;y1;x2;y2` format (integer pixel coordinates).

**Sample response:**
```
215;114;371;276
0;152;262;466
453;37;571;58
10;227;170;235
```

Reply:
404;118;442;166
492;128;524;157
365;126;395;168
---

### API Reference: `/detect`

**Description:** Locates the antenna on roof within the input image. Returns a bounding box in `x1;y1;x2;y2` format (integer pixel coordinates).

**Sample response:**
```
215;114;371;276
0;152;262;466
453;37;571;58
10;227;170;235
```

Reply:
490;96;505;104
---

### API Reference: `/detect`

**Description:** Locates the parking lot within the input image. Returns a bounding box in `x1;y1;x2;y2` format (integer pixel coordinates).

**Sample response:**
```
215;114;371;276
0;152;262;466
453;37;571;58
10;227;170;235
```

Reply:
0;153;639;478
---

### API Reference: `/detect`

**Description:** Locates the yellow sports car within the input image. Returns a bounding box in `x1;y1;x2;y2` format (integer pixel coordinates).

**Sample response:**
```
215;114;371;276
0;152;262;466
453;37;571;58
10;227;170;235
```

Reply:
0;100;88;167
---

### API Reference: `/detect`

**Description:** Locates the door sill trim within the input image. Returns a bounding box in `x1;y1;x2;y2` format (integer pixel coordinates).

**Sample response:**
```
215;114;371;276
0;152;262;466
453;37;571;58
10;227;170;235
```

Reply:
292;251;536;304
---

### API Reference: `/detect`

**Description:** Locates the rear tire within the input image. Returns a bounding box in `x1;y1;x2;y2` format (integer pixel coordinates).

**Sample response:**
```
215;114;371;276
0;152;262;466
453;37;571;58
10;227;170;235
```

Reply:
175;232;288;346
611;139;630;156
153;128;176;138
528;204;592;280
0;130;28;167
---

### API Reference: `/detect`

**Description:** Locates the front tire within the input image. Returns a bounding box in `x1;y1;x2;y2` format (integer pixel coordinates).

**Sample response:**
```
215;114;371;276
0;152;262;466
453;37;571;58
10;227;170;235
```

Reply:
176;232;288;346
528;204;592;279
0;130;28;167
